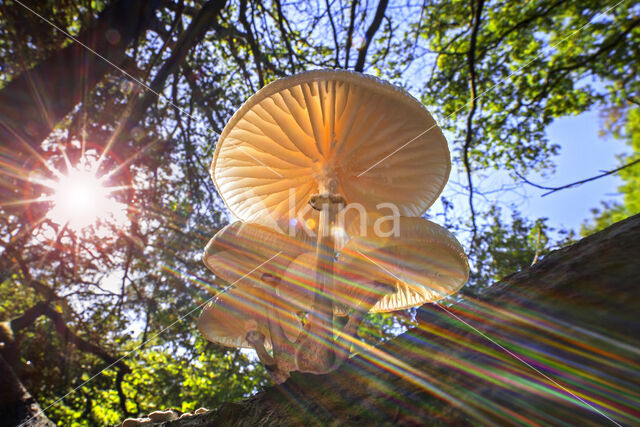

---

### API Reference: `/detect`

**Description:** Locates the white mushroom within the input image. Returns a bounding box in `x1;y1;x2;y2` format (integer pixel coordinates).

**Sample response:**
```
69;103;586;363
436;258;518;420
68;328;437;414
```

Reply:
335;216;469;312
199;221;316;381
208;70;455;375
211;69;450;227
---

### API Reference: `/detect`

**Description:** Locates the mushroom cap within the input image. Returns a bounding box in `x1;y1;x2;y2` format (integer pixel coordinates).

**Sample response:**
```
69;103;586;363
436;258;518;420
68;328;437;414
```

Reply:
203;221;313;290
200;221;312;347
212;69;451;228
197;283;302;348
276;251;317;312
277;251;351;316
335;217;469;312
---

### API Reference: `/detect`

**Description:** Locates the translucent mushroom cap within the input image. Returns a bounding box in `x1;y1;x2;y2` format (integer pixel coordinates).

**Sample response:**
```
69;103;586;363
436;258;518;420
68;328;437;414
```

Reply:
203;221;313;289
212;69;451;227
277;251;351;316
276;252;317;312
197;284;302;349
335;216;469;312
200;221;312;347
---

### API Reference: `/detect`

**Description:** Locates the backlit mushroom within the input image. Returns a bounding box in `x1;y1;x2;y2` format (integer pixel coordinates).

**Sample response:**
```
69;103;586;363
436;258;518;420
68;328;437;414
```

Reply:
211;69;450;227
202;221;313;290
197;284;296;384
335;216;469;313
200;220;322;381
198;285;275;349
277;251;350;315
211;69;452;373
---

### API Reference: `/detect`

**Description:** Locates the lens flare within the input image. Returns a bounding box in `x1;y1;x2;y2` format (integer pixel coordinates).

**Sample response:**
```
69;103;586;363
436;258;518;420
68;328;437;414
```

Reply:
48;168;126;230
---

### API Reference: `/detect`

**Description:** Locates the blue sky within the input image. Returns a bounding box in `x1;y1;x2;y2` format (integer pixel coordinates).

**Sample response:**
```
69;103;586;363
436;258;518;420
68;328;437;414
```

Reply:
515;109;629;231
434;107;630;239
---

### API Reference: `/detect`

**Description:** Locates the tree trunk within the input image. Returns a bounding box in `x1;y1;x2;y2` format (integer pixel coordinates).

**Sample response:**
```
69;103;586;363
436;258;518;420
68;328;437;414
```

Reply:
0;355;55;427
166;213;640;426
0;0;162;157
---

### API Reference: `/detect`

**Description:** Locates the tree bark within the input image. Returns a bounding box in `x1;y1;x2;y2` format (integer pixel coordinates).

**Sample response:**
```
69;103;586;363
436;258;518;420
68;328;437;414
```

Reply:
166;213;640;426
0;355;55;427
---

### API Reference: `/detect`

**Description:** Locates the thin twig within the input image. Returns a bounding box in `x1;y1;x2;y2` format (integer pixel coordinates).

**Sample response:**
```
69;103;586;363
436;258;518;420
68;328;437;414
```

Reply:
514;157;640;197
345;0;358;68
463;0;484;242
354;0;389;71
239;0;265;86
325;0;340;68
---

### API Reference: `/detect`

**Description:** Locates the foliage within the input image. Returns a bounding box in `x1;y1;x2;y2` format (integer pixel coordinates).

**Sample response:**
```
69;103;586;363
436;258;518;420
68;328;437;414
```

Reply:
0;0;637;424
464;207;577;296
0;0;108;88
416;0;639;173
583;106;640;234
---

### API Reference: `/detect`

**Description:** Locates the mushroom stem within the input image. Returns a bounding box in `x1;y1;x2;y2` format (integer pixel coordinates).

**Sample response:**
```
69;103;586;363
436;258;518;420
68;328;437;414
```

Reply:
260;273;294;347
332;280;396;366
245;329;291;384
295;191;344;373
245;330;275;366
332;310;364;365
260;273;297;377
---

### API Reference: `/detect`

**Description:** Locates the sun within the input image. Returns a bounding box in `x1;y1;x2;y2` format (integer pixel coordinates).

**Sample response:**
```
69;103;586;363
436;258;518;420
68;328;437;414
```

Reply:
48;168;127;230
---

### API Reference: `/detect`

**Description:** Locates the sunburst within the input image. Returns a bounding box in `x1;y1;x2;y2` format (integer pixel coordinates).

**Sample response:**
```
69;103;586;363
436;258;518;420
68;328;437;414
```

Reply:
41;150;129;232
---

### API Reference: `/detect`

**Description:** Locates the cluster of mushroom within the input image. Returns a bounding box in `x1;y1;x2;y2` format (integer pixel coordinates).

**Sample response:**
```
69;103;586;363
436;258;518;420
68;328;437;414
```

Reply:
198;70;469;383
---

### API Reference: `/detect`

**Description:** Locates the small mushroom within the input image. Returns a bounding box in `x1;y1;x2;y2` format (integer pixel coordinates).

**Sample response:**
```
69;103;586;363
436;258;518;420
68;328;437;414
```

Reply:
197;285;276;349
203;221;313;291
120;418;151;427
200;221;316;381
335;216;469;313
198;285;296;384
202;220;315;336
148;409;180;422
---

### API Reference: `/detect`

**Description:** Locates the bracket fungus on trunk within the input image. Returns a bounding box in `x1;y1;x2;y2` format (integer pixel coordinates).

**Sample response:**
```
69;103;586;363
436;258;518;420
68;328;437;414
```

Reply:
199;69;467;383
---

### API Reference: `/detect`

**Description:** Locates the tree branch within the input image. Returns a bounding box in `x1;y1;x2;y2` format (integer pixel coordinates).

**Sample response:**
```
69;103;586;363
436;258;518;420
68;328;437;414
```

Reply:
11;302;129;370
239;0;265;87
9;301;132;415
345;0;358;68
515;157;640;197
325;0;341;68
463;0;484;242
274;0;296;73
354;0;389;72
113;0;227;149
0;0;162;155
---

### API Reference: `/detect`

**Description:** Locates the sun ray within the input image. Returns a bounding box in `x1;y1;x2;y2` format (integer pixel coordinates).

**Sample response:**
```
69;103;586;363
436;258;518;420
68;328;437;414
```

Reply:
39;153;130;233
0;196;55;207
99;136;162;183
34;222;69;272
